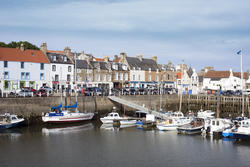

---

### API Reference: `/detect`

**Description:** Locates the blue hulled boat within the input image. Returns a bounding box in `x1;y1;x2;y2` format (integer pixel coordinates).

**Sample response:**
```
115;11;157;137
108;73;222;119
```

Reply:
0;113;24;129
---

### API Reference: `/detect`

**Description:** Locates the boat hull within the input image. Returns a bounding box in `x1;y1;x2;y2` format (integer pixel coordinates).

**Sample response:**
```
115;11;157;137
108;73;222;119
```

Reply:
234;133;250;140
156;124;177;131
0;119;24;129
177;126;204;135
120;120;137;125
42;113;94;123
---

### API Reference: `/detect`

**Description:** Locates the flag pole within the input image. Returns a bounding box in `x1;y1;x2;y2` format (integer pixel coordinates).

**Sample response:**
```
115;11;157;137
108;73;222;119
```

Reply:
240;49;244;117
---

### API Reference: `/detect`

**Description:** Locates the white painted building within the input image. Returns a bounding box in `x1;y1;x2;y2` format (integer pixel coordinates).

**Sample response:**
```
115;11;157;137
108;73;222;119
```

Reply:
0;46;50;93
202;69;248;91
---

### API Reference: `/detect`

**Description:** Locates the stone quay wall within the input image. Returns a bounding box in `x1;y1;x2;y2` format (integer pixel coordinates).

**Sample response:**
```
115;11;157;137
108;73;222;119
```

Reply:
0;94;249;124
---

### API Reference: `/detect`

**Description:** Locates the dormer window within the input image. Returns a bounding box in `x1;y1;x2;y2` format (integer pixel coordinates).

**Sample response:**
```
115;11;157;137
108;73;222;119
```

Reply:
138;67;141;70
149;68;151;72
53;55;57;61
156;69;159;73
133;67;135;70
64;56;67;62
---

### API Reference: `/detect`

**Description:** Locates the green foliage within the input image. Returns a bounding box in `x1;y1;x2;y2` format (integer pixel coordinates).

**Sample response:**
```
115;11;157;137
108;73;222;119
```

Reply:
0;41;39;50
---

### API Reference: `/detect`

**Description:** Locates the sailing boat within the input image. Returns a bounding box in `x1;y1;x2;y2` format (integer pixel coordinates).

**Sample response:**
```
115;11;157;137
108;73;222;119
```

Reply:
42;53;94;123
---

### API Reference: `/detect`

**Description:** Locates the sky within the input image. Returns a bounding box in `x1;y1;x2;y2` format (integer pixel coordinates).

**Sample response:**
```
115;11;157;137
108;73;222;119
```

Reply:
1;0;250;72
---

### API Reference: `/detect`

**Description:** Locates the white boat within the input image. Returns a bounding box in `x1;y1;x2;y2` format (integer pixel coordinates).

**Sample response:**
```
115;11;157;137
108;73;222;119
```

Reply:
156;112;192;131
100;112;125;124
0;113;24;129
120;119;137;125
197;109;215;119
208;118;232;135
233;119;250;140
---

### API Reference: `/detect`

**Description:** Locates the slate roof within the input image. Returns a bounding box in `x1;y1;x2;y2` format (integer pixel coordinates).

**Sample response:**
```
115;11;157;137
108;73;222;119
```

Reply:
0;47;49;63
46;52;73;64
76;60;92;69
126;57;158;71
90;61;109;70
187;68;193;78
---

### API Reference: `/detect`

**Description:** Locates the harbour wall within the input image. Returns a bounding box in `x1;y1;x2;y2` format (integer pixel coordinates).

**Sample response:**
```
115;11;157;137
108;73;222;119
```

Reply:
0;94;249;124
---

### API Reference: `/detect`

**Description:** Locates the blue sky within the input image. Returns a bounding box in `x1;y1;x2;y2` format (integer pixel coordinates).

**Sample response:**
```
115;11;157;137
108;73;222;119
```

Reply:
1;0;250;72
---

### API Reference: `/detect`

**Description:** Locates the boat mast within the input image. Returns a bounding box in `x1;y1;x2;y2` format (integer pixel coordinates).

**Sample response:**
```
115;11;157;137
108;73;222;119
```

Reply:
179;60;184;112
240;49;244;117
74;52;79;113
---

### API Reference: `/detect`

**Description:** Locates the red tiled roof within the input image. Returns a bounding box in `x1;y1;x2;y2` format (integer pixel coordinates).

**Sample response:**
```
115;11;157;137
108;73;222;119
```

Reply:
0;47;49;63
233;72;249;79
204;71;230;78
47;50;64;54
94;58;104;62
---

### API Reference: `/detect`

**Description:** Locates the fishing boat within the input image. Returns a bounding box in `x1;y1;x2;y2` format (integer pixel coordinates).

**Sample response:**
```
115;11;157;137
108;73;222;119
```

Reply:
177;118;204;134
0;113;24;129
100;112;125;124
208;118;232;136
156;112;192;131
233;119;250;140
42;53;94;123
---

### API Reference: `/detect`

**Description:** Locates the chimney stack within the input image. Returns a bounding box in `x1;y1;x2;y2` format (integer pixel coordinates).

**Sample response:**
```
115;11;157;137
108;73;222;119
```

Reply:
137;54;142;61
104;56;109;63
120;52;127;61
40;43;47;54
20;43;25;52
64;46;71;57
152;55;157;63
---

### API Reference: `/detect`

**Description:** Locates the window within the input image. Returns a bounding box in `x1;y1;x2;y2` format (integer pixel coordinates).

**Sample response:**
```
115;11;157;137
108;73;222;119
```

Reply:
103;74;106;81
4;72;9;79
4;61;8;68
64;56;67;62
55;75;59;81
4;81;9;89
40;73;44;80
115;72;118;80
52;65;56;71
149;68;151;72
125;73;128;81
25;72;30;80
21;62;24;69
156;75;159;81
68;66;72;72
67;74;71;82
40;63;44;70
138;74;141;81
133;75;136;81
148;75;151;81
21;72;25;80
53;55;57;61
138;67;141;70
120;73;123;81
108;74;111;81
168;74;170;80
20;81;25;89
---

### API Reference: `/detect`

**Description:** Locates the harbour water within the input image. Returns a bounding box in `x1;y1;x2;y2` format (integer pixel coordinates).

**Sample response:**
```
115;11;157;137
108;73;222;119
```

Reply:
0;122;250;167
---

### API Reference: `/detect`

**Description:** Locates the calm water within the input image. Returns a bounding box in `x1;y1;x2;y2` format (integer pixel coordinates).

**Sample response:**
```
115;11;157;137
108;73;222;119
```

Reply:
0;122;250;167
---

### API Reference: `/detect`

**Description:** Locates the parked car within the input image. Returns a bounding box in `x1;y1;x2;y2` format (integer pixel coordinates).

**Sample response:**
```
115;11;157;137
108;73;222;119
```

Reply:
84;87;94;96
40;86;53;94
19;89;33;97
36;89;50;97
93;87;103;96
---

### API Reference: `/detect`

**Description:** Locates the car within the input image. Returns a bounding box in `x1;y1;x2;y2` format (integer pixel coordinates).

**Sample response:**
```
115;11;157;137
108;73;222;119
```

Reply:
84;87;94;96
40;86;53;93
19;89;34;97
36;89;50;97
93;87;103;96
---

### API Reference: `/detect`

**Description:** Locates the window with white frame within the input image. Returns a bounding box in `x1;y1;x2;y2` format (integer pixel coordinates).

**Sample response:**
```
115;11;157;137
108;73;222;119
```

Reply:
21;62;24;69
125;73;128;81
40;73;44;80
133;75;136;81
67;74;71;82
21;72;25;80
115;72;118;80
40;63;44;70
156;75;159;81
25;72;30;80
64;56;67;62
68;66;72;72
103;74;106;81
53;55;57;61
4;61;8;68
120;73;123;81
55;75;59;81
138;74;141;81
4;71;9;79
108;74;111;81
52;65;56;71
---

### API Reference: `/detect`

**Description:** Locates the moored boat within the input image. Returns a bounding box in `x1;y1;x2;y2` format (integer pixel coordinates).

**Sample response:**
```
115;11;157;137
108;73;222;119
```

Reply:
100;112;125;124
0;113;24;129
177;118;204;134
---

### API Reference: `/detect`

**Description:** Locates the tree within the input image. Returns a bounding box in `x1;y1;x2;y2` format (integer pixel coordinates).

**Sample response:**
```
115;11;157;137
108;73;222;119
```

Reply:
0;41;40;50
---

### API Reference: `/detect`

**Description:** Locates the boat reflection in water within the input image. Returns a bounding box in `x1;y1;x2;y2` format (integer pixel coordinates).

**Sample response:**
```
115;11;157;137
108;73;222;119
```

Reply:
0;129;23;141
42;123;94;136
100;123;136;131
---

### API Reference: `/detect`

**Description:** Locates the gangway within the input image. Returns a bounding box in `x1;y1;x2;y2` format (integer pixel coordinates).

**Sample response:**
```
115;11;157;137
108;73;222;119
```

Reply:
108;96;169;120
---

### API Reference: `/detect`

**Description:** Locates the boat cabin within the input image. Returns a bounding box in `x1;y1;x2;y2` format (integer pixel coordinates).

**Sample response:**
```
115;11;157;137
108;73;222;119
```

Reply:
107;112;120;118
